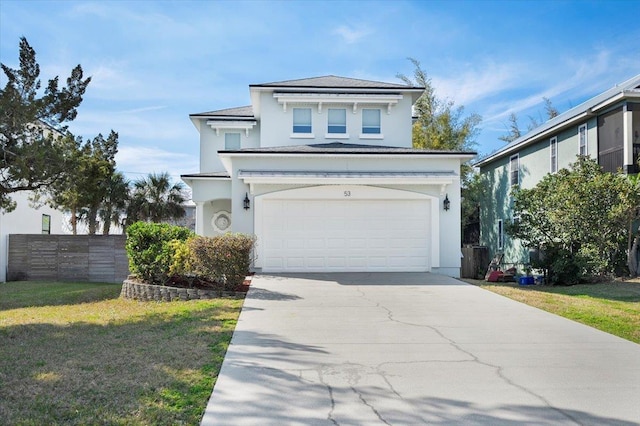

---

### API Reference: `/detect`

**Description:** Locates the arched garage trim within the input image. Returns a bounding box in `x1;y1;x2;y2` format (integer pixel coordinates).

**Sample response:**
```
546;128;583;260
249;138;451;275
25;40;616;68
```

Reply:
254;185;440;272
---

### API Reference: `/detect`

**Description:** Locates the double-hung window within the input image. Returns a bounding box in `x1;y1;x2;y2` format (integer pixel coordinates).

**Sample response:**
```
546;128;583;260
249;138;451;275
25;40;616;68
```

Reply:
578;124;588;155
362;109;381;134
497;219;504;251
550;137;558;173
293;108;312;134
509;154;519;186
224;132;241;150
327;108;346;134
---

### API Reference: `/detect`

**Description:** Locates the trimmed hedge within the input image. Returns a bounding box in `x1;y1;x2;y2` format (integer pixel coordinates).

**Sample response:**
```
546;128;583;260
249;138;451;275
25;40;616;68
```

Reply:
125;222;194;284
189;234;256;291
125;221;255;292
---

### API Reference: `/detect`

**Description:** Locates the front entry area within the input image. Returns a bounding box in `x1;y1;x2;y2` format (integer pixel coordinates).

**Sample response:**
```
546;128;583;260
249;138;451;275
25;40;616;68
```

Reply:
255;185;433;272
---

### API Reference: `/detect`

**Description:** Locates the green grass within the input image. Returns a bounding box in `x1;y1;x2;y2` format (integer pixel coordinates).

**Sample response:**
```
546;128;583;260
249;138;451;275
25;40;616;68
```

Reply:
0;281;243;425
466;279;640;344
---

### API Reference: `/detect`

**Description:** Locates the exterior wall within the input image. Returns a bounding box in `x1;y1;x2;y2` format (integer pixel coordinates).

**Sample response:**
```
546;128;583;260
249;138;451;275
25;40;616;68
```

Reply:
257;91;414;148
226;154;463;275
0;191;63;282
479;117;599;268
199;122;261;172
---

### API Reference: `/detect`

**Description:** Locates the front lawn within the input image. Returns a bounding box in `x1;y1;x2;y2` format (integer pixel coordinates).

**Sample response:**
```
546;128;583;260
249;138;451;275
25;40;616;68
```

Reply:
467;279;640;344
0;281;243;425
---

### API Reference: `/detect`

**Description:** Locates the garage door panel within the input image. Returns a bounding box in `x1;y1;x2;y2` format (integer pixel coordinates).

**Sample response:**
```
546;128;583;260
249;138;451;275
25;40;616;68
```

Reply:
261;196;430;272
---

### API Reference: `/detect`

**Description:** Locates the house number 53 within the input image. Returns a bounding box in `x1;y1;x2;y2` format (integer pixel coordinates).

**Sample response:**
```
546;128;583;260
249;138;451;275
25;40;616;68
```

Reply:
344;190;351;197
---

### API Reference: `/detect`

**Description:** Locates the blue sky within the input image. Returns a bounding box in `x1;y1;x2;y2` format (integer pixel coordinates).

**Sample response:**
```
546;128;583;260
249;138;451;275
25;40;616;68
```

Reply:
2;0;639;183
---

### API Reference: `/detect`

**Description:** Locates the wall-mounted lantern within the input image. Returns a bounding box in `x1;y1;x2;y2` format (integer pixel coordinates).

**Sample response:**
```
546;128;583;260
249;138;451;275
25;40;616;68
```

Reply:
243;192;251;210
443;194;450;211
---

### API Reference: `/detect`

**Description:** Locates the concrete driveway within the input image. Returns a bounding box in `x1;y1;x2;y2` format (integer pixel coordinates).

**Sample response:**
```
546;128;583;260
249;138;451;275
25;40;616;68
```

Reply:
201;273;640;425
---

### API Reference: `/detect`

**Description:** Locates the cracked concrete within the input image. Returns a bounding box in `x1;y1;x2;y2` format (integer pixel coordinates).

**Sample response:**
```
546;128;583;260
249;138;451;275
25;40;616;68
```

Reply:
201;273;640;425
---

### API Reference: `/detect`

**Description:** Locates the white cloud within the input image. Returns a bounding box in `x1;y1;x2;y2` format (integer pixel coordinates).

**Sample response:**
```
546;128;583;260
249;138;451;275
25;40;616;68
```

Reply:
431;62;525;106
332;25;372;44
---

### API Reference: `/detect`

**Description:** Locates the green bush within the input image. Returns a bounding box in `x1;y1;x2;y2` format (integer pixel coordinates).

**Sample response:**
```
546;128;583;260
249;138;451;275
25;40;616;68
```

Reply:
125;222;194;284
189;234;256;291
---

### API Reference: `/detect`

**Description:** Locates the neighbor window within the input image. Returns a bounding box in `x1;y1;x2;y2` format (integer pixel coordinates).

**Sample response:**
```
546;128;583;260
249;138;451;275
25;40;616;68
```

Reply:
224;132;241;150
578;124;588;155
550;137;558;173
42;214;51;235
362;109;381;134
327;108;346;133
497;219;504;250
293;108;312;133
509;154;519;186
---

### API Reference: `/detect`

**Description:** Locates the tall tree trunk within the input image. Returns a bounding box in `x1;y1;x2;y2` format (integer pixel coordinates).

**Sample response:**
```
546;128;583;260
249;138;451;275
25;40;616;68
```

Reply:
88;206;98;235
629;235;640;277
71;207;77;235
102;212;111;235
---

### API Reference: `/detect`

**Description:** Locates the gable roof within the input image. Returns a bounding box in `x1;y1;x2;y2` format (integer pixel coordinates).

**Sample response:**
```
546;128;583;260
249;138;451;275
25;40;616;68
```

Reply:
475;74;640;167
249;75;418;90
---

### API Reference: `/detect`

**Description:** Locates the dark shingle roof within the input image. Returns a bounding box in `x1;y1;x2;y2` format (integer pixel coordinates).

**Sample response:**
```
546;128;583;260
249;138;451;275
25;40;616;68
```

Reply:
220;142;476;156
190;106;254;119
250;75;420;90
180;172;230;179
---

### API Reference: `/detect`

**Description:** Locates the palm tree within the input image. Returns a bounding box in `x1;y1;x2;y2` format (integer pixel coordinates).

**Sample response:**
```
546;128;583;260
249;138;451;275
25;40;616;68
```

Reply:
126;172;186;226
99;171;130;234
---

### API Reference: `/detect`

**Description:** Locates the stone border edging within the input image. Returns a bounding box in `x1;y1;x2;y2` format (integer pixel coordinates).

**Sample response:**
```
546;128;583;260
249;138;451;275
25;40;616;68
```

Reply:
120;279;246;301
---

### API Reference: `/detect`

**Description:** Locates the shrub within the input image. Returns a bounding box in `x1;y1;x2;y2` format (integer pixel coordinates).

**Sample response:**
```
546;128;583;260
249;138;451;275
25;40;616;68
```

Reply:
189;233;256;291
125;222;194;284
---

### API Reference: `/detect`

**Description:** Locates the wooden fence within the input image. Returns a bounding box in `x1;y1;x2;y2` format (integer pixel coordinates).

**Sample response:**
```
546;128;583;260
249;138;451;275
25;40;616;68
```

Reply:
461;246;490;279
7;234;129;283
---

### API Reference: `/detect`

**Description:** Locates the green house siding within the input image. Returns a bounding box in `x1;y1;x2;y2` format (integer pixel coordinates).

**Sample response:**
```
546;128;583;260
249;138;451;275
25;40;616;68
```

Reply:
479;118;598;269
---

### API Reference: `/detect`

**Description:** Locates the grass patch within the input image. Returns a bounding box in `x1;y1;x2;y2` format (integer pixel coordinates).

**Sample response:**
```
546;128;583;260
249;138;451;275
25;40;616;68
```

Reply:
0;281;243;425
466;279;640;344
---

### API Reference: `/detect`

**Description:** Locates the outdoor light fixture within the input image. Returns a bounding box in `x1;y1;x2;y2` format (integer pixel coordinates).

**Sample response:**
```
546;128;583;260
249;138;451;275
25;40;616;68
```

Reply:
243;192;250;210
443;194;450;211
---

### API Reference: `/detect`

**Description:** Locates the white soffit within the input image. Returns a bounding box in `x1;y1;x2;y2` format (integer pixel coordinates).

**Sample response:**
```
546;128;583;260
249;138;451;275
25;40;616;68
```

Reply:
273;93;404;114
238;170;456;191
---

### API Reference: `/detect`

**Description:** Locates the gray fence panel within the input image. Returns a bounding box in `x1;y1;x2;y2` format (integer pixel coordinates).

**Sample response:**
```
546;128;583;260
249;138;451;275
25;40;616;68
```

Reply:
7;235;129;283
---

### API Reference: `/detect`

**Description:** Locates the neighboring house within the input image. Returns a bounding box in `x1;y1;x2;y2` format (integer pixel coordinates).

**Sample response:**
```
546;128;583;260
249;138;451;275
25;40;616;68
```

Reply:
1;120;65;282
182;75;474;276
1;190;63;282
475;74;640;267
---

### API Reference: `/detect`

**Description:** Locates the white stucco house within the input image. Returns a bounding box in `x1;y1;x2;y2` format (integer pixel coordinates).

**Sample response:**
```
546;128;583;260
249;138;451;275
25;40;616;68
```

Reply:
182;76;474;276
1;191;63;282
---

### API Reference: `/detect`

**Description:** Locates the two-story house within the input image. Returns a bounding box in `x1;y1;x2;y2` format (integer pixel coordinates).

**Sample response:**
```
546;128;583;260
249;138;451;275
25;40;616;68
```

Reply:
182;76;475;276
475;74;640;267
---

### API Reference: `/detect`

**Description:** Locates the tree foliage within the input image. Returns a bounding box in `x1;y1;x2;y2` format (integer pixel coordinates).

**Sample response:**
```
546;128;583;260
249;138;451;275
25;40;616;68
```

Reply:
41;131;121;234
499;98;559;144
397;58;483;238
498;113;522;143
126;172;186;225
397;58;481;152
507;157;639;282
0;37;91;212
100;171;130;235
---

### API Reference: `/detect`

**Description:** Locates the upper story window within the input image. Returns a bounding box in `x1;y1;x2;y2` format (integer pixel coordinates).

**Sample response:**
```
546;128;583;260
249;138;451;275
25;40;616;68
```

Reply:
42;214;51;235
362;109;381;134
510;154;519;186
293;108;312;134
224;132;241;150
578;124;588;155
550;137;558;173
327;108;346;134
